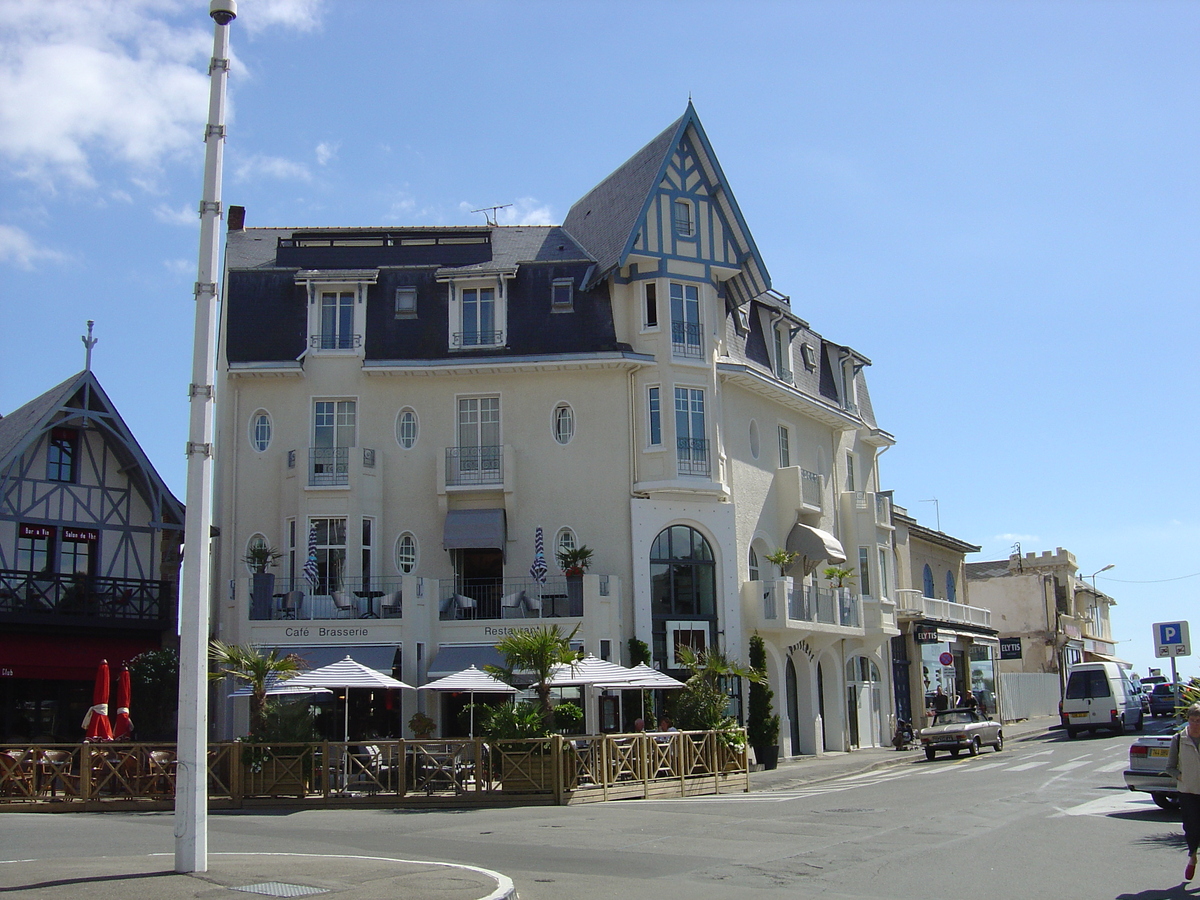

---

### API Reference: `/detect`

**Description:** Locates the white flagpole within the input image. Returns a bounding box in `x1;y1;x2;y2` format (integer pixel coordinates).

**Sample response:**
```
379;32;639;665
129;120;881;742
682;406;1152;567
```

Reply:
176;0;236;874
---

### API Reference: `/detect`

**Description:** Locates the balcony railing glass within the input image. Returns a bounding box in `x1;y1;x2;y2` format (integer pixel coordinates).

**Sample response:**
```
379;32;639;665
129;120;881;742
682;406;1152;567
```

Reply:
801;468;821;508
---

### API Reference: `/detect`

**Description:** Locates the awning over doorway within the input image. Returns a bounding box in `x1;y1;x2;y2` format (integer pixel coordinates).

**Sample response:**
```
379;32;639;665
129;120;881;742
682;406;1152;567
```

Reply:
1086;651;1132;667
0;634;161;680
784;522;847;575
428;644;507;679
275;644;400;674
443;508;506;550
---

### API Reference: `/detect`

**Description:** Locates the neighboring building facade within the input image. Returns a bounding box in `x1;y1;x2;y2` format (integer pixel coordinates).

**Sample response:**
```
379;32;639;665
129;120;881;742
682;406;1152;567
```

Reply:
211;105;898;755
0;369;184;741
890;505;997;727
966;547;1123;693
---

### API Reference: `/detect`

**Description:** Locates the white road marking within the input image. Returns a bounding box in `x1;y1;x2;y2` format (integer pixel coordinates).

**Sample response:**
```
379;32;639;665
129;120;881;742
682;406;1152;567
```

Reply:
1054;792;1153;817
1005;761;1050;772
1096;760;1129;773
1049;760;1091;772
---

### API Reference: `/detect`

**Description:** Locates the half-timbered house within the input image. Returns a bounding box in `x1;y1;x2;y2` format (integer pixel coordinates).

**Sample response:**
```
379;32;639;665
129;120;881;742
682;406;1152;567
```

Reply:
0;370;184;741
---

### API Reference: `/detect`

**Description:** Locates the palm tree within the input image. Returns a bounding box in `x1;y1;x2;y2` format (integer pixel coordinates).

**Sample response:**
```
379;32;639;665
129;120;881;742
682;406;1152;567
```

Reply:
208;640;305;735
486;624;581;725
674;644;765;731
823;565;857;589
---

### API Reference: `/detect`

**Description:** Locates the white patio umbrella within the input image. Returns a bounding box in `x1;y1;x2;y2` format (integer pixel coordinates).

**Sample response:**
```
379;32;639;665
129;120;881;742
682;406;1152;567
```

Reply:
289;656;414;744
418;665;518;737
546;655;651;733
228;673;334;698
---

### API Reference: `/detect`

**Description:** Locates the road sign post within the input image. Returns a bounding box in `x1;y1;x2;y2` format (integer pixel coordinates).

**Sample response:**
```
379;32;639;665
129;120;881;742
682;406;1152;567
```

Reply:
1153;621;1190;690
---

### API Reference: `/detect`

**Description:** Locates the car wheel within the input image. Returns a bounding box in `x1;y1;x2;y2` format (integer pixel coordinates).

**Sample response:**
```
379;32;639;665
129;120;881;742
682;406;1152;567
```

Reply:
968;737;980;757
993;732;1004;752
924;747;936;761
1152;793;1181;811
1135;713;1144;733
1066;726;1078;739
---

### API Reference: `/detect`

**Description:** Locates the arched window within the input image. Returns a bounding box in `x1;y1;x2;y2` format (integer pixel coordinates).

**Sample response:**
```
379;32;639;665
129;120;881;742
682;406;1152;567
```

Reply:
396;408;418;449
394;532;417;573
556;528;577;559
946;570;957;603
748;420;759;459
748;546;760;582
251;411;272;452
650;525;715;618
553;403;574;444
245;533;269;573
923;564;935;598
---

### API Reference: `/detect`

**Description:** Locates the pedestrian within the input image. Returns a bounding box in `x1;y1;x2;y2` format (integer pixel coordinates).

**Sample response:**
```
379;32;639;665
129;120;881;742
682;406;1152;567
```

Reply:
932;687;950;712
957;689;977;711
1165;701;1200;881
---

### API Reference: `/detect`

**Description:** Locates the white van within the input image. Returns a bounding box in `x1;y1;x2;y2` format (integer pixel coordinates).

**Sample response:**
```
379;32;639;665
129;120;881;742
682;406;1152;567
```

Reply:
1061;662;1145;738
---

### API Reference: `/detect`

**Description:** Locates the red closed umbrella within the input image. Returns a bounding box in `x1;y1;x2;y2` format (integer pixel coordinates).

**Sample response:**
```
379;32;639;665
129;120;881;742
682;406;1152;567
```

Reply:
83;659;114;741
112;665;133;740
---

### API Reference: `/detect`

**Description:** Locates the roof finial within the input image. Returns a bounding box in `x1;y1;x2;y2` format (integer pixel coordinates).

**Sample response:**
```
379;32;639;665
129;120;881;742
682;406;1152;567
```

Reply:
82;320;98;372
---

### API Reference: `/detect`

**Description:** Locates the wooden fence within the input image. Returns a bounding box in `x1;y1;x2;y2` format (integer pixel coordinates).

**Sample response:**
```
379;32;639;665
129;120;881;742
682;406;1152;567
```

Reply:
0;731;748;812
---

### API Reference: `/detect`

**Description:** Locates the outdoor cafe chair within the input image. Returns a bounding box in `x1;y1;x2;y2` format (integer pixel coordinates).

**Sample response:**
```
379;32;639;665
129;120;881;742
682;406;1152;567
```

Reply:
143;749;177;796
38;749;80;797
278;590;303;619
331;590;356;618
380;590;402;617
0;750;35;799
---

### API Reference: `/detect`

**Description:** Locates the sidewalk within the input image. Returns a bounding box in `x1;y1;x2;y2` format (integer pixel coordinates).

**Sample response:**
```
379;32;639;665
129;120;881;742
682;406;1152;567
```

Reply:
0;718;1059;900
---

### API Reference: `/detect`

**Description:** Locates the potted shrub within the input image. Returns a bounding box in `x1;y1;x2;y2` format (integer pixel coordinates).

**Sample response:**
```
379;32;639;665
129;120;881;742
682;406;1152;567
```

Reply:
244;543;282;620
408;711;436;740
556;545;593;614
747;634;780;770
765;548;801;577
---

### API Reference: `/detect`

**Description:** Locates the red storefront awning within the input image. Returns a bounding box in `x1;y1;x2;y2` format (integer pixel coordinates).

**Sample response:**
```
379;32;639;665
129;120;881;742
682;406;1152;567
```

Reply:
0;634;161;680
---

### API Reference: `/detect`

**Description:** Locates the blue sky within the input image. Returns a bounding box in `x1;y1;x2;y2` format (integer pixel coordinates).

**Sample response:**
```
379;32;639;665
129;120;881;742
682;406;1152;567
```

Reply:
1;0;1196;678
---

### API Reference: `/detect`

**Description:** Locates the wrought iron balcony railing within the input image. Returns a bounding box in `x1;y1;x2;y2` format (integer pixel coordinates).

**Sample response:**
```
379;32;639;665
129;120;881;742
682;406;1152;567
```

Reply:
676;438;710;477
671;321;703;358
451;330;504;349
438;576;581;621
309;447;349;486
0;569;169;624
309;333;362;350
445;446;502;486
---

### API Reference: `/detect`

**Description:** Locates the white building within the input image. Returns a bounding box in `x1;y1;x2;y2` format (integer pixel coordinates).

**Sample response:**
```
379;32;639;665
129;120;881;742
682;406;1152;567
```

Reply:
211;105;898;755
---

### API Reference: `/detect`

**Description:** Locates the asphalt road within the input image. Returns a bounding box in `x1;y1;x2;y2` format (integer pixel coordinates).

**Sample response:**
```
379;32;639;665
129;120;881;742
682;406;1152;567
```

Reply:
1;719;1192;900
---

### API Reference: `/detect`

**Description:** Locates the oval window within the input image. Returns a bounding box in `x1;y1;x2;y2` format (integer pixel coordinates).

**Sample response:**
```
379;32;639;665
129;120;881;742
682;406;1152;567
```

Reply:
250;411;272;452
394;532;417;573
553;403;574;445
748;420;759;459
396;408;418;449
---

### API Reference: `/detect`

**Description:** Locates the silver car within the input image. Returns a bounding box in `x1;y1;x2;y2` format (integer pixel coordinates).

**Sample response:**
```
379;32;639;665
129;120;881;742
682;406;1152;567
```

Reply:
918;709;1004;760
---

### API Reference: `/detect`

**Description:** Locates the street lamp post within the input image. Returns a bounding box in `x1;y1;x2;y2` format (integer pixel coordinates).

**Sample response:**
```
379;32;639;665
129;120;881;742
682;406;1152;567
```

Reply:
177;0;236;875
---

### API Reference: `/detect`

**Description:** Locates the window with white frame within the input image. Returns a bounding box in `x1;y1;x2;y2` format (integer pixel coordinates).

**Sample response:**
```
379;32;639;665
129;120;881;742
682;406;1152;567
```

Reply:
647;386;662;447
309;517;347;594
318;290;357;349
395;532;418;573
669;282;702;358
556;527;577;562
396;408;418;449
774;325;793;382
748;546;760;582
644;282;658;328
878;547;890;600
455;396;500;477
675;387;708;476
777;424;790;468
673;198;694;236
312;400;356;486
845;452;855;492
361;518;374;590
551;278;573;312
245;533;270;574
394;286;417;318
449;279;505;349
553;403;574;445
251;411;272;452
749;420;759;459
800;342;817;370
858;546;871;597
298;273;373;354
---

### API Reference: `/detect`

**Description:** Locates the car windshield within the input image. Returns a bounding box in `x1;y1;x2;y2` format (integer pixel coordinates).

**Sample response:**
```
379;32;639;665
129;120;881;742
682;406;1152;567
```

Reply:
934;711;977;726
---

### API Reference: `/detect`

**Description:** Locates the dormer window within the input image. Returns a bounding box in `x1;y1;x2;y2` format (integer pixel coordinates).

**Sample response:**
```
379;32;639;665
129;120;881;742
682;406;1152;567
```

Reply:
773;324;793;383
296;269;376;356
448;277;507;350
673;199;694;236
394;286;417;319
47;427;79;483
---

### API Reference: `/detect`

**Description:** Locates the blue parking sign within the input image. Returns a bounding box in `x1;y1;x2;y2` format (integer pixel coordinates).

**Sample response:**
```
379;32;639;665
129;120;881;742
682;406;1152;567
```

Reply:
1154;621;1191;657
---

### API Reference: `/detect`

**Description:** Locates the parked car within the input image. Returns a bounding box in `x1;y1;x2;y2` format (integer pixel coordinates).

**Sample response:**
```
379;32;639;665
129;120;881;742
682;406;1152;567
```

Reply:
918;709;1004;760
1149;683;1180;718
1124;730;1179;809
1059;662;1144;737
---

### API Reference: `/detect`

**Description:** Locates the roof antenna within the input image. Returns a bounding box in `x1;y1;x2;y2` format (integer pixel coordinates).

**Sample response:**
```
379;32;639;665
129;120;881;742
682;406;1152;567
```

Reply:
81;320;98;372
471;204;511;227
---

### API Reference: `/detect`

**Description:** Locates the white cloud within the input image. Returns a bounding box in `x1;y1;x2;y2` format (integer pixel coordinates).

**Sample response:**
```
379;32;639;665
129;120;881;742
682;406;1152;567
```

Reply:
993;533;1041;547
315;141;338;166
0;223;67;269
163;258;192;275
234;153;311;182
0;0;324;190
154;202;197;225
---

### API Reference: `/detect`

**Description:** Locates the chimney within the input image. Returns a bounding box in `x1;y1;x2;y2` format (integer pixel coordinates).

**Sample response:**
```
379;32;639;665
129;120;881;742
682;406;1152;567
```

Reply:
227;205;245;231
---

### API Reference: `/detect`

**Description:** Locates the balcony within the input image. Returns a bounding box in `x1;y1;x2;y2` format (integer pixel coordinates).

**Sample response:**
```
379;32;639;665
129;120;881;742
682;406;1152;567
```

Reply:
895;591;991;629
309;333;362;350
249;577;403;621
439;576;592;621
748;580;863;633
801;468;821;509
445;446;503;487
451;330;504;350
309;447;349;486
0;570;170;628
676;438;710;477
